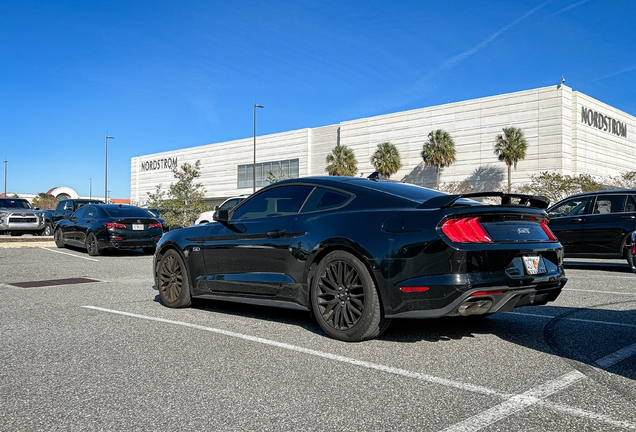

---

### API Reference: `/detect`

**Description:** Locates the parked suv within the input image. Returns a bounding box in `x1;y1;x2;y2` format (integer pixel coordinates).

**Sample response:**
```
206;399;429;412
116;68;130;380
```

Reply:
0;198;46;236
547;189;636;264
194;196;246;225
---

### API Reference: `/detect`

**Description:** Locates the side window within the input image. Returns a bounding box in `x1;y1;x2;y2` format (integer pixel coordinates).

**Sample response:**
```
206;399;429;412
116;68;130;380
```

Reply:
57;201;67;211
301;188;352;213
73;207;87;218
626;196;636;212
549;197;590;218
84;206;96;218
232;186;313;220
593;195;626;214
220;198;242;211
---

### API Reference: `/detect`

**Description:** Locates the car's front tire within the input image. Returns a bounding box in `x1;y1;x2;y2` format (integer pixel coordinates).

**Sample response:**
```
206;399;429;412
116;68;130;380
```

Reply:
311;250;390;342
157;249;192;308
86;233;102;256
43;222;53;236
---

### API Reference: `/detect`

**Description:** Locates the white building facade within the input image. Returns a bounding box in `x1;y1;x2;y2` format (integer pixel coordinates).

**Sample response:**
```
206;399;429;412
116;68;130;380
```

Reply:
130;85;635;205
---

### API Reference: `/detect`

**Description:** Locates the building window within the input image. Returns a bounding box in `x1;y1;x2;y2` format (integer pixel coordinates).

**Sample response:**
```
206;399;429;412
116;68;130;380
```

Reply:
238;159;299;189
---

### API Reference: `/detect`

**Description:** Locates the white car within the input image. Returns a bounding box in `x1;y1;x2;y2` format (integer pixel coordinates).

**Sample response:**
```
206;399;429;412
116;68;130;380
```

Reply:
194;196;245;224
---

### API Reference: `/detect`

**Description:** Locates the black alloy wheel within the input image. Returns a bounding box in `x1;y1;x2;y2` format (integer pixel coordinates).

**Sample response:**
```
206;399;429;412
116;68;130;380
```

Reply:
86;233;102;256
311;250;390;342
157;249;192;308
54;228;65;248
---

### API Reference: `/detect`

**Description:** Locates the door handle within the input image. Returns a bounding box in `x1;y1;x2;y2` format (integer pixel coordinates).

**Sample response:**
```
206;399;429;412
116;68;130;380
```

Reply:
267;229;287;238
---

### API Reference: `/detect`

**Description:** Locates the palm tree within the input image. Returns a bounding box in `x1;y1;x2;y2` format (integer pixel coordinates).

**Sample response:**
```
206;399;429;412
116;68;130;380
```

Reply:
325;144;358;176
370;142;402;179
421;129;457;189
494;127;528;193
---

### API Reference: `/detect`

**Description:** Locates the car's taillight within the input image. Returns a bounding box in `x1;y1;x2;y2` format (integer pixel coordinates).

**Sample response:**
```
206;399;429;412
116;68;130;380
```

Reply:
441;217;492;243
104;222;127;229
540;220;557;241
149;222;162;229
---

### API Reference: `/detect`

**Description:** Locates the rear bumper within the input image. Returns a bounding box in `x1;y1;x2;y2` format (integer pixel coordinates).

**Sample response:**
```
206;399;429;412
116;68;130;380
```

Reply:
100;233;162;250
386;278;566;318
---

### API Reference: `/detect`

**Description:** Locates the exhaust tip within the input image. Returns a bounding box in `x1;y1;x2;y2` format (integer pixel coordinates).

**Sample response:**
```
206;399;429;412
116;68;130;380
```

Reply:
458;299;493;316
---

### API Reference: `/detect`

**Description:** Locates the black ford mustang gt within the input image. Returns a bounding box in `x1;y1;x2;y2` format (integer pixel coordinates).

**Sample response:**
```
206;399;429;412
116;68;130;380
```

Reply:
153;176;567;341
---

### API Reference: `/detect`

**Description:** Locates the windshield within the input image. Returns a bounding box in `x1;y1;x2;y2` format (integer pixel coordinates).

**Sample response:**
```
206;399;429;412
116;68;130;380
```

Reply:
0;199;32;209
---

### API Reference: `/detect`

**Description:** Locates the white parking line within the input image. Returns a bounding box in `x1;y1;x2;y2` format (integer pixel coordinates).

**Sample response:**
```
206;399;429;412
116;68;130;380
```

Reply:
39;247;99;261
505;311;636;329
564;287;636;295
83;306;636;430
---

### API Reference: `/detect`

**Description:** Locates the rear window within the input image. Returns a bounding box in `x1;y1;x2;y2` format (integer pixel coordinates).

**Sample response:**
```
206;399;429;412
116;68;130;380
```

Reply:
104;206;153;218
301;188;351;213
355;180;446;204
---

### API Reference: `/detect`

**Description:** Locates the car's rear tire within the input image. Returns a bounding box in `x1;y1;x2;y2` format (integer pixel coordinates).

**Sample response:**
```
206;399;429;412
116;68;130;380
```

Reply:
157;249;192;308
311;250;390;342
54;228;65;248
86;233;102;256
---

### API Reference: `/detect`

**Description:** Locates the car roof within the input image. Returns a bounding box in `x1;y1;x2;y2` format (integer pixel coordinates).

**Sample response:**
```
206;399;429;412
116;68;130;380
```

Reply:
267;176;446;204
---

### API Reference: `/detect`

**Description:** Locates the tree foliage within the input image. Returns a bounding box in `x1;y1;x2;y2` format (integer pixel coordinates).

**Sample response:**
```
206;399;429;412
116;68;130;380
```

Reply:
421;129;457;189
494;127;528;193
31;193;58;210
370;142;402;179
521;172;606;204
609;171;636;189
146;160;210;228
325;144;358;176
267;164;288;184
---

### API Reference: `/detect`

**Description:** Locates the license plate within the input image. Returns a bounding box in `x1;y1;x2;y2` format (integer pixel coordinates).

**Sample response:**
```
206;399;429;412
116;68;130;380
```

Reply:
132;224;144;230
522;255;547;275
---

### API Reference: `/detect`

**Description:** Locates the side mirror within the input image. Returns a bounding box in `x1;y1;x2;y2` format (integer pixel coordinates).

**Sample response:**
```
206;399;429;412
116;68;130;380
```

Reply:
213;209;229;223
214;205;219;211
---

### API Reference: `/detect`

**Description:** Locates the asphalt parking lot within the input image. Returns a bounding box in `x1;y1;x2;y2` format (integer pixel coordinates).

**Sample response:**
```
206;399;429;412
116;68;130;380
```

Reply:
1;242;635;431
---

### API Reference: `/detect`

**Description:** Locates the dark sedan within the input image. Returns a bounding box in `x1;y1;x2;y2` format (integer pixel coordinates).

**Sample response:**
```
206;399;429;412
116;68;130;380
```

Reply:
547;189;636;264
54;204;163;256
153;176;566;342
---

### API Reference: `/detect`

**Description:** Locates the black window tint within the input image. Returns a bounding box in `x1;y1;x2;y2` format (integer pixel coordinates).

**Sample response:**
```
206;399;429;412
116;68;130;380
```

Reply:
626;196;636;212
549;197;590;218
84;206;97;218
220;198;242;211
232;186;313;220
73;207;87;218
301;188;351;213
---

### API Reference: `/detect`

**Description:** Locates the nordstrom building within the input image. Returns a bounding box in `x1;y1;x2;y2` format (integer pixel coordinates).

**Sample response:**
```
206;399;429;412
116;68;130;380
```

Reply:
130;85;635;206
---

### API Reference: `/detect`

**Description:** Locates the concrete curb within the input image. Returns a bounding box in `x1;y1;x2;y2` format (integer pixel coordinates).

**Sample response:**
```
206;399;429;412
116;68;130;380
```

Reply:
0;241;56;248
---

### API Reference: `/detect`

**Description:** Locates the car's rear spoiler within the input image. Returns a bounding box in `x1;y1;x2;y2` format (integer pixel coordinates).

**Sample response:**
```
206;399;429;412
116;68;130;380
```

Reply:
417;192;550;210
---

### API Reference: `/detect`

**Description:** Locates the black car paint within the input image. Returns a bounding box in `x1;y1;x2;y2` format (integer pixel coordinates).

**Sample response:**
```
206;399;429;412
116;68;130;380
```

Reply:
155;177;566;322
55;204;162;253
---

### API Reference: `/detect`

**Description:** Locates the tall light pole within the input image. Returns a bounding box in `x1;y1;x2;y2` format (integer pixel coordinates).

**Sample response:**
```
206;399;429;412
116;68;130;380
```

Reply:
3;160;7;197
253;104;264;193
105;135;114;203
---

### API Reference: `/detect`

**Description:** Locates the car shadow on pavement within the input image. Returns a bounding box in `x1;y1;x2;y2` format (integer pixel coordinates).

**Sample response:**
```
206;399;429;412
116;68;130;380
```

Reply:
153;295;636;388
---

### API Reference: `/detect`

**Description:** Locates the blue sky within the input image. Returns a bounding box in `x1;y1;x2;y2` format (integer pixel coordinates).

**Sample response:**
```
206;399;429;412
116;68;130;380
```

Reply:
1;0;634;199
